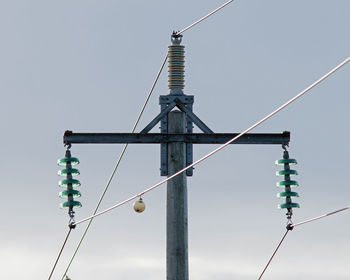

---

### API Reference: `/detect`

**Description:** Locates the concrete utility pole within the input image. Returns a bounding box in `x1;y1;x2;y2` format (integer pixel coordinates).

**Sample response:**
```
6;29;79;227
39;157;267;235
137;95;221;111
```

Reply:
166;34;188;280
63;33;290;280
167;111;188;280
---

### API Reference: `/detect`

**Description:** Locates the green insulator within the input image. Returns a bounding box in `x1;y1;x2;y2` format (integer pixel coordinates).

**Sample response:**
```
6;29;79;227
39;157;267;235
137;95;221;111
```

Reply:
275;158;297;165
276;169;298;176
278;202;300;209
59;178;81;187
277;191;299;198
57;157;80;166
58;168;80;176
60;200;82;209
59;189;81;198
277;180;299;187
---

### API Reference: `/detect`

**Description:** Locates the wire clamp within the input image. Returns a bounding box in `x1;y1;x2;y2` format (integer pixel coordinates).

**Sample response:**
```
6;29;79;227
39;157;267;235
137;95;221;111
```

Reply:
69;221;76;229
286;222;294;231
172;30;183;39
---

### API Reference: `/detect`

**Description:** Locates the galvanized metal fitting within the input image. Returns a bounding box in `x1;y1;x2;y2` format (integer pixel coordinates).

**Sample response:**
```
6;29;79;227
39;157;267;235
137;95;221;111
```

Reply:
286;223;294;231
69;221;76;229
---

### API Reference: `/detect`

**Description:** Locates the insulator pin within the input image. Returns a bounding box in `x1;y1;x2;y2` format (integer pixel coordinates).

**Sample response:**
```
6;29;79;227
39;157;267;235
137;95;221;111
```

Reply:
59;189;81;198
60;200;82;209
275;158;297;165
277;180;299;187
57;157;80;166
278;202;300;209
277;191;299;198
276;169;298;176
58;168;80;176
59;179;81;187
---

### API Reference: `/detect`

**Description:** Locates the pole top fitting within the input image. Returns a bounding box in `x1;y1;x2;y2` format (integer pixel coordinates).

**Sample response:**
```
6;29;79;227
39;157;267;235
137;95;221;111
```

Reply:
171;31;183;45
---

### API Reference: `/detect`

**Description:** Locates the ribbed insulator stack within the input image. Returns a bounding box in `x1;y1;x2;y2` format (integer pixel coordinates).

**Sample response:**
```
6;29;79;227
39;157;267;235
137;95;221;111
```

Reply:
168;35;185;94
58;150;82;216
276;150;300;210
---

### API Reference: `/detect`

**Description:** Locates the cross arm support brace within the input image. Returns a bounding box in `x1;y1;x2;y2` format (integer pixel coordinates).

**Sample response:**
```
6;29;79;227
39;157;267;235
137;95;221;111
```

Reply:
63;131;290;145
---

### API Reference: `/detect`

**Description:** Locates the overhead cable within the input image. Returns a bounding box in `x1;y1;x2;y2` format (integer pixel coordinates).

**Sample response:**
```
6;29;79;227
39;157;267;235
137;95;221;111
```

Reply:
48;228;73;280
257;230;290;280
61;52;169;280
291;205;350;228
257;204;350;279
177;0;235;35
73;56;350;226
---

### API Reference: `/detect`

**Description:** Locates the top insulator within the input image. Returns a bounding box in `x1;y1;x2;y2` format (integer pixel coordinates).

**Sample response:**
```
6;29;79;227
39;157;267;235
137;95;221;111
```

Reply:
168;32;185;95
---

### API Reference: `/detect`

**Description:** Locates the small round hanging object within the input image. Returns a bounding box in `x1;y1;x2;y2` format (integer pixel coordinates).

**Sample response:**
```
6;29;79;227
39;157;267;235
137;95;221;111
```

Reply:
133;198;145;213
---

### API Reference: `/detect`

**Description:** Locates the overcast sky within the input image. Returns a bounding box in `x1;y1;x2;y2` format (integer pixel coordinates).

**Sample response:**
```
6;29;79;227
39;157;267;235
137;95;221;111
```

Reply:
1;1;349;279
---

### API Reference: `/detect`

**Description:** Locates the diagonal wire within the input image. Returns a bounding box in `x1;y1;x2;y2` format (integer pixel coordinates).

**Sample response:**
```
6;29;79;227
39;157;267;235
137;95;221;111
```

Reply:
291;205;350;228
257;205;350;280
177;0;235;35
61;52;168;280
48;227;73;280
73;56;350;226
257;229;290;280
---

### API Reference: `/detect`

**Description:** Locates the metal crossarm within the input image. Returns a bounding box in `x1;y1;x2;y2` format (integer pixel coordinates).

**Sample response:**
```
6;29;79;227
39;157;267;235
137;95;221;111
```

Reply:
63;131;290;145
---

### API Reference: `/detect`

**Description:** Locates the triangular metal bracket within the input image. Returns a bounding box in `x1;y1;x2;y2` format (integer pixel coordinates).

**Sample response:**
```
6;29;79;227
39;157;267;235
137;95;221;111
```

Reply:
157;94;213;176
140;101;177;133
174;99;213;134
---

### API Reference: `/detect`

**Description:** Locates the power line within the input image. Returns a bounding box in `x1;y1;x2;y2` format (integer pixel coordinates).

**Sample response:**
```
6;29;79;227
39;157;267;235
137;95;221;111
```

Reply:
291;205;350;228
177;0;235;35
48;227;73;280
60;52;169;280
73;56;350;226
257;205;350;279
257;230;290;280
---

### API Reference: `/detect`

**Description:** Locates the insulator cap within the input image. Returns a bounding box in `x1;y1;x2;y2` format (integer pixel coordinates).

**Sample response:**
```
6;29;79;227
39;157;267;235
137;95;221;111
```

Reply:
275;158;297;165
276;169;298;176
133;198;145;213
59;189;81;198
277;191;299;198
59;178;81;187
58;157;80;166
60;200;82;209
277;180;299;187
278;202;300;209
58;168;80;176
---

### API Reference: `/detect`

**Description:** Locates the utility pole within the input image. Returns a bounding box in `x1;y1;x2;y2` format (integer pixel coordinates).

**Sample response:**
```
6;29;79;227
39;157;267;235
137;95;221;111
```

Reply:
167;111;188;280
62;33;290;280
166;34;188;280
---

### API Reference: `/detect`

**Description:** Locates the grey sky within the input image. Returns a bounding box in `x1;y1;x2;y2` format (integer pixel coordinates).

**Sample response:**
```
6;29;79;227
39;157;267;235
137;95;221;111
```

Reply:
1;1;349;279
